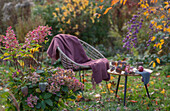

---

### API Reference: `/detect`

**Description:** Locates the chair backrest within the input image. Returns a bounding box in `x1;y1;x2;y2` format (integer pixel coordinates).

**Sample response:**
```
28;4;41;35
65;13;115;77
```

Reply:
58;39;105;70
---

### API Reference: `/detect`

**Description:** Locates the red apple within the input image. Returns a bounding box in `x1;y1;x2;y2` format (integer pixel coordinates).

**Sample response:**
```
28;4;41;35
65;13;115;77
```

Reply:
138;66;144;72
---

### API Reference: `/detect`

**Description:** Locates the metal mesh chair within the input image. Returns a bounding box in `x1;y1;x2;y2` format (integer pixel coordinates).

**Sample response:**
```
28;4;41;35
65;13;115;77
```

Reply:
57;38;109;92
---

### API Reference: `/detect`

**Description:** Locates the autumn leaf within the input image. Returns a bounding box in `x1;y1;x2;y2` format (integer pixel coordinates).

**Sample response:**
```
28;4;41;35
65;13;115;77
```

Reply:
151;36;156;41
123;0;127;5
101;92;106;94
160;89;165;94
166;75;170;78
153;62;156;68
101;0;104;2
120;0;123;4
150;0;158;3
149;61;154;66
110;76;114;80
130;100;138;103
77;95;82;99
156;58;160;64
150;81;154;85
99;5;103;10
18;60;24;67
83;79;88;82
3;53;9;56
107;83;111;89
110;90;114;93
111;0;119;6
104;7;112;15
119;85;124;87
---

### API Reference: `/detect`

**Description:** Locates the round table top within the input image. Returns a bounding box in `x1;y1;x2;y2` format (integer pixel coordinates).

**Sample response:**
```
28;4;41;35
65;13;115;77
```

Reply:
107;68;153;76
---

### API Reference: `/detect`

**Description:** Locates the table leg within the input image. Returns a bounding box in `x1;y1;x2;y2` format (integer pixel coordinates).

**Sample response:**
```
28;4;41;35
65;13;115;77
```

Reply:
124;75;128;106
115;75;121;98
145;84;150;98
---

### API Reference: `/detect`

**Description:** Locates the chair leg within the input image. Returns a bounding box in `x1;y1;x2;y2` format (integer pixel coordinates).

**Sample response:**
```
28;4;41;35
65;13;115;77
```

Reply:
115;75;121;98
124;75;128;106
82;70;85;84
145;84;150;98
79;68;82;82
79;68;84;100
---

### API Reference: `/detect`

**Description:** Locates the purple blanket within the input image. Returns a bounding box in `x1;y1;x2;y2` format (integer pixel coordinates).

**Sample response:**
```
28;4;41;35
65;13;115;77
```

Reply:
47;34;110;84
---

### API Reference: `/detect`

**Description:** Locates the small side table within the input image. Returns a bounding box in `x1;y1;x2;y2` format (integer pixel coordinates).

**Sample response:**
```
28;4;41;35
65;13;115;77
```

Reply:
107;68;153;106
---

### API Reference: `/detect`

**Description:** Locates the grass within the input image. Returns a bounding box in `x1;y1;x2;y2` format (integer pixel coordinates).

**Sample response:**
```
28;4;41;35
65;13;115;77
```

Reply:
66;69;170;111
0;63;169;111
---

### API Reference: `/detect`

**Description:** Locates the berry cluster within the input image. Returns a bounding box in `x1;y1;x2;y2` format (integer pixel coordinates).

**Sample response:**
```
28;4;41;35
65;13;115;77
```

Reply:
123;14;143;50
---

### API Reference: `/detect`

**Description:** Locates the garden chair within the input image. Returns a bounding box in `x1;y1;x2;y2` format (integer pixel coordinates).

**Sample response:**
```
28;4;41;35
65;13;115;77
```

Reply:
48;34;110;92
58;39;109;84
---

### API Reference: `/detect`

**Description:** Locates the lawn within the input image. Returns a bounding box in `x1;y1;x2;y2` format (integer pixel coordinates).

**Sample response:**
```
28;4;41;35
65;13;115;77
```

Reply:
0;63;169;111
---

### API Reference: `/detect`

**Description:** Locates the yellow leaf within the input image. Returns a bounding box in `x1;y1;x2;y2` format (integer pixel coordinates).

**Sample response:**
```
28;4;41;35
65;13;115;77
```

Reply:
123;0;127;5
111;0;119;6
52;12;57;17
158;50;162;54
151;36;156;41
160;89;165;94
99;5;103;10
107;83;111;89
28;54;34;58
18;60;24;67
156;58;160;64
120;0;123;4
153;62;156;68
3;53;9;56
110;90;114;93
150;81;154;85
104;7;112;15
110;76;114;80
149;61;154;66
159;45;162;49
3;57;10;60
164;2;169;5
101;92;106;94
55;8;59;11
97;14;101;18
119;85;124;87
160;39;164;43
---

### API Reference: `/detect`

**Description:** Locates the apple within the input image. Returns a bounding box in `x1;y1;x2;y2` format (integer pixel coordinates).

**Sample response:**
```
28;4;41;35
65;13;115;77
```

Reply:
138;66;144;72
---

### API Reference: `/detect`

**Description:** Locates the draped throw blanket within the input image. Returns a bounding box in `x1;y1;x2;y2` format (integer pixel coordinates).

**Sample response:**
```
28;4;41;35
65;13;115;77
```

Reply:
47;34;110;84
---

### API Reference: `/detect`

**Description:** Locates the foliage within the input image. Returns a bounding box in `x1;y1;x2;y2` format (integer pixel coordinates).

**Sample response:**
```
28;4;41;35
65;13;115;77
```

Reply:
32;0;110;47
0;26;83;110
99;0;170;67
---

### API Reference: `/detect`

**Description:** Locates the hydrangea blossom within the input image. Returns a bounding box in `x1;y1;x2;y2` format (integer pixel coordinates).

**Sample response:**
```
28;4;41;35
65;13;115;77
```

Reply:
25;94;39;108
24;26;52;48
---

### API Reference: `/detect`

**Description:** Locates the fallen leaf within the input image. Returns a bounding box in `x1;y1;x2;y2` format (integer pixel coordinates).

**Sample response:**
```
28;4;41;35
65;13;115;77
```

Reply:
166;75;170;78
83;79;88;82
119;85;124;87
110;76;114;80
150;81;154;85
95;94;101;98
110;90;114;93
107;83;111;89
130;100;138;103
156;101;158;105
160;89;165;94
